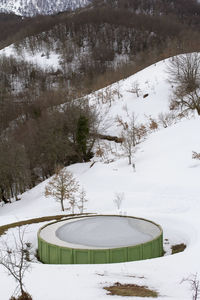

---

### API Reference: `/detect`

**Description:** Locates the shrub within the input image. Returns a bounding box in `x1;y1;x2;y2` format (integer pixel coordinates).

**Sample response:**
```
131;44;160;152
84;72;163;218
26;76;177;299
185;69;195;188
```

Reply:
10;292;33;300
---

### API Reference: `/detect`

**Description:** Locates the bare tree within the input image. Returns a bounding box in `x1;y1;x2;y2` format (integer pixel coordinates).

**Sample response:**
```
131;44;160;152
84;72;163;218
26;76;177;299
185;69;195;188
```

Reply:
45;166;79;212
168;53;200;89
77;187;88;213
67;195;77;214
127;80;141;97
158;112;178;128
167;53;200;115
121;114;137;165
192;151;200;160
170;88;200;115
121;113;147;165
0;227;32;300
113;192;124;213
0;137;31;203
181;273;200;300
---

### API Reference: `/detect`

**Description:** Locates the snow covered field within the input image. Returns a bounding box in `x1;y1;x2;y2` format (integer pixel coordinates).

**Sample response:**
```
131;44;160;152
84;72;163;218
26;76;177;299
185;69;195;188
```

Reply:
0;56;200;299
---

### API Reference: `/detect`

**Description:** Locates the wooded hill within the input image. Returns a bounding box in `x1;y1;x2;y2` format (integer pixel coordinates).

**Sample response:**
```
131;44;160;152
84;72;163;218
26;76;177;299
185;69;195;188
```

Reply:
1;0;200;203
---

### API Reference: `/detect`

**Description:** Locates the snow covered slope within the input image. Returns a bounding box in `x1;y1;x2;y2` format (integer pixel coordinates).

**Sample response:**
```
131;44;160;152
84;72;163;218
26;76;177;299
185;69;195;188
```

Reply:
88;59;172;136
0;43;61;70
0;0;91;16
0;44;172;129
0;55;200;299
1;117;200;300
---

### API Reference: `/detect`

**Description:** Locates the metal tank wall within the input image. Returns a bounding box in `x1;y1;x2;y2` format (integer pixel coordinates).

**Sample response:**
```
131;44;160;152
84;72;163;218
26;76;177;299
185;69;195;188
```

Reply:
38;216;163;264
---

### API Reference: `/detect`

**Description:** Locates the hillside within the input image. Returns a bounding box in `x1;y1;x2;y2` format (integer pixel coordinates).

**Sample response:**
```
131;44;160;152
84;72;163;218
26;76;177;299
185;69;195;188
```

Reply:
0;55;200;299
1;0;200;19
1;1;200;299
0;0;91;16
1;0;200;140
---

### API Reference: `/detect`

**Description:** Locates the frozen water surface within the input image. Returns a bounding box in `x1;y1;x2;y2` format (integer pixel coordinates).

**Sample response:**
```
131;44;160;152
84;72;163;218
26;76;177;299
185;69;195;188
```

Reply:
55;216;161;248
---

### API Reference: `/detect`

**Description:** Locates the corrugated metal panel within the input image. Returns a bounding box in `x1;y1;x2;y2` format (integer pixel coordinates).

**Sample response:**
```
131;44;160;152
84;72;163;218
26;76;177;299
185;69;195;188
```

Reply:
38;215;163;264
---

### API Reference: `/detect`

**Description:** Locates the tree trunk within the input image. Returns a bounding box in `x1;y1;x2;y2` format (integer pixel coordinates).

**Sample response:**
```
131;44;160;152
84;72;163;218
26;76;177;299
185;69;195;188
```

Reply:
196;107;200;115
61;199;64;211
0;188;10;204
20;284;24;297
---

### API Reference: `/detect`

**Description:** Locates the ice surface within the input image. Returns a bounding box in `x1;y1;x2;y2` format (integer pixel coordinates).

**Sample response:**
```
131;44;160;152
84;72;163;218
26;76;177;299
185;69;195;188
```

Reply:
55;216;160;248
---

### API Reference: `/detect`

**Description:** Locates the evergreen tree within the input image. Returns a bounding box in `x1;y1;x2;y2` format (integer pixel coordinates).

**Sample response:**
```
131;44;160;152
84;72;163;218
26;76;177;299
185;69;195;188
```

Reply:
76;115;89;161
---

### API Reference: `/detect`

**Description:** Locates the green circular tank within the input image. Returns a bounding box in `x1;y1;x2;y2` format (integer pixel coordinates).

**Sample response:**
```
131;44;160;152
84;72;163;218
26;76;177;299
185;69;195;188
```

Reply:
38;215;163;264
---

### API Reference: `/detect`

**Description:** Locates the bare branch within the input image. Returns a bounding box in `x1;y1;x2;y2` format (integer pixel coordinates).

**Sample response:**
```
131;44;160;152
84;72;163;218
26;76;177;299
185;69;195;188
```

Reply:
45;166;80;212
167;53;200;115
0;227;32;298
181;273;200;300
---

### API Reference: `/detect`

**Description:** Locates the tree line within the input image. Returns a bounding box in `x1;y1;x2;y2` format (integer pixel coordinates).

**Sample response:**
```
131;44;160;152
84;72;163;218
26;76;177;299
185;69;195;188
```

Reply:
1;0;200;51
0;96;99;203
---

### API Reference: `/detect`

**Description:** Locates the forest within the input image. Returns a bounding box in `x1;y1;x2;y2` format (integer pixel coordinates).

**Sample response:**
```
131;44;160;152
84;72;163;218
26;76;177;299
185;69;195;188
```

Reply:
1;0;200;203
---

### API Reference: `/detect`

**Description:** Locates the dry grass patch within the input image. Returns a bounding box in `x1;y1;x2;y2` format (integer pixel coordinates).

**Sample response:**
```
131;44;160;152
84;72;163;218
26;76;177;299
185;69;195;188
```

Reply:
0;213;92;236
104;282;158;297
171;243;186;254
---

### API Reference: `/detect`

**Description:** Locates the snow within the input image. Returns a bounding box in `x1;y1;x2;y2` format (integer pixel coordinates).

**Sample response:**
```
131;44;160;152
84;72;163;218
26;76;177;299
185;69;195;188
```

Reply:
40;216;161;248
0;0;90;16
0;44;60;70
0;55;200;299
88;59;172;136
